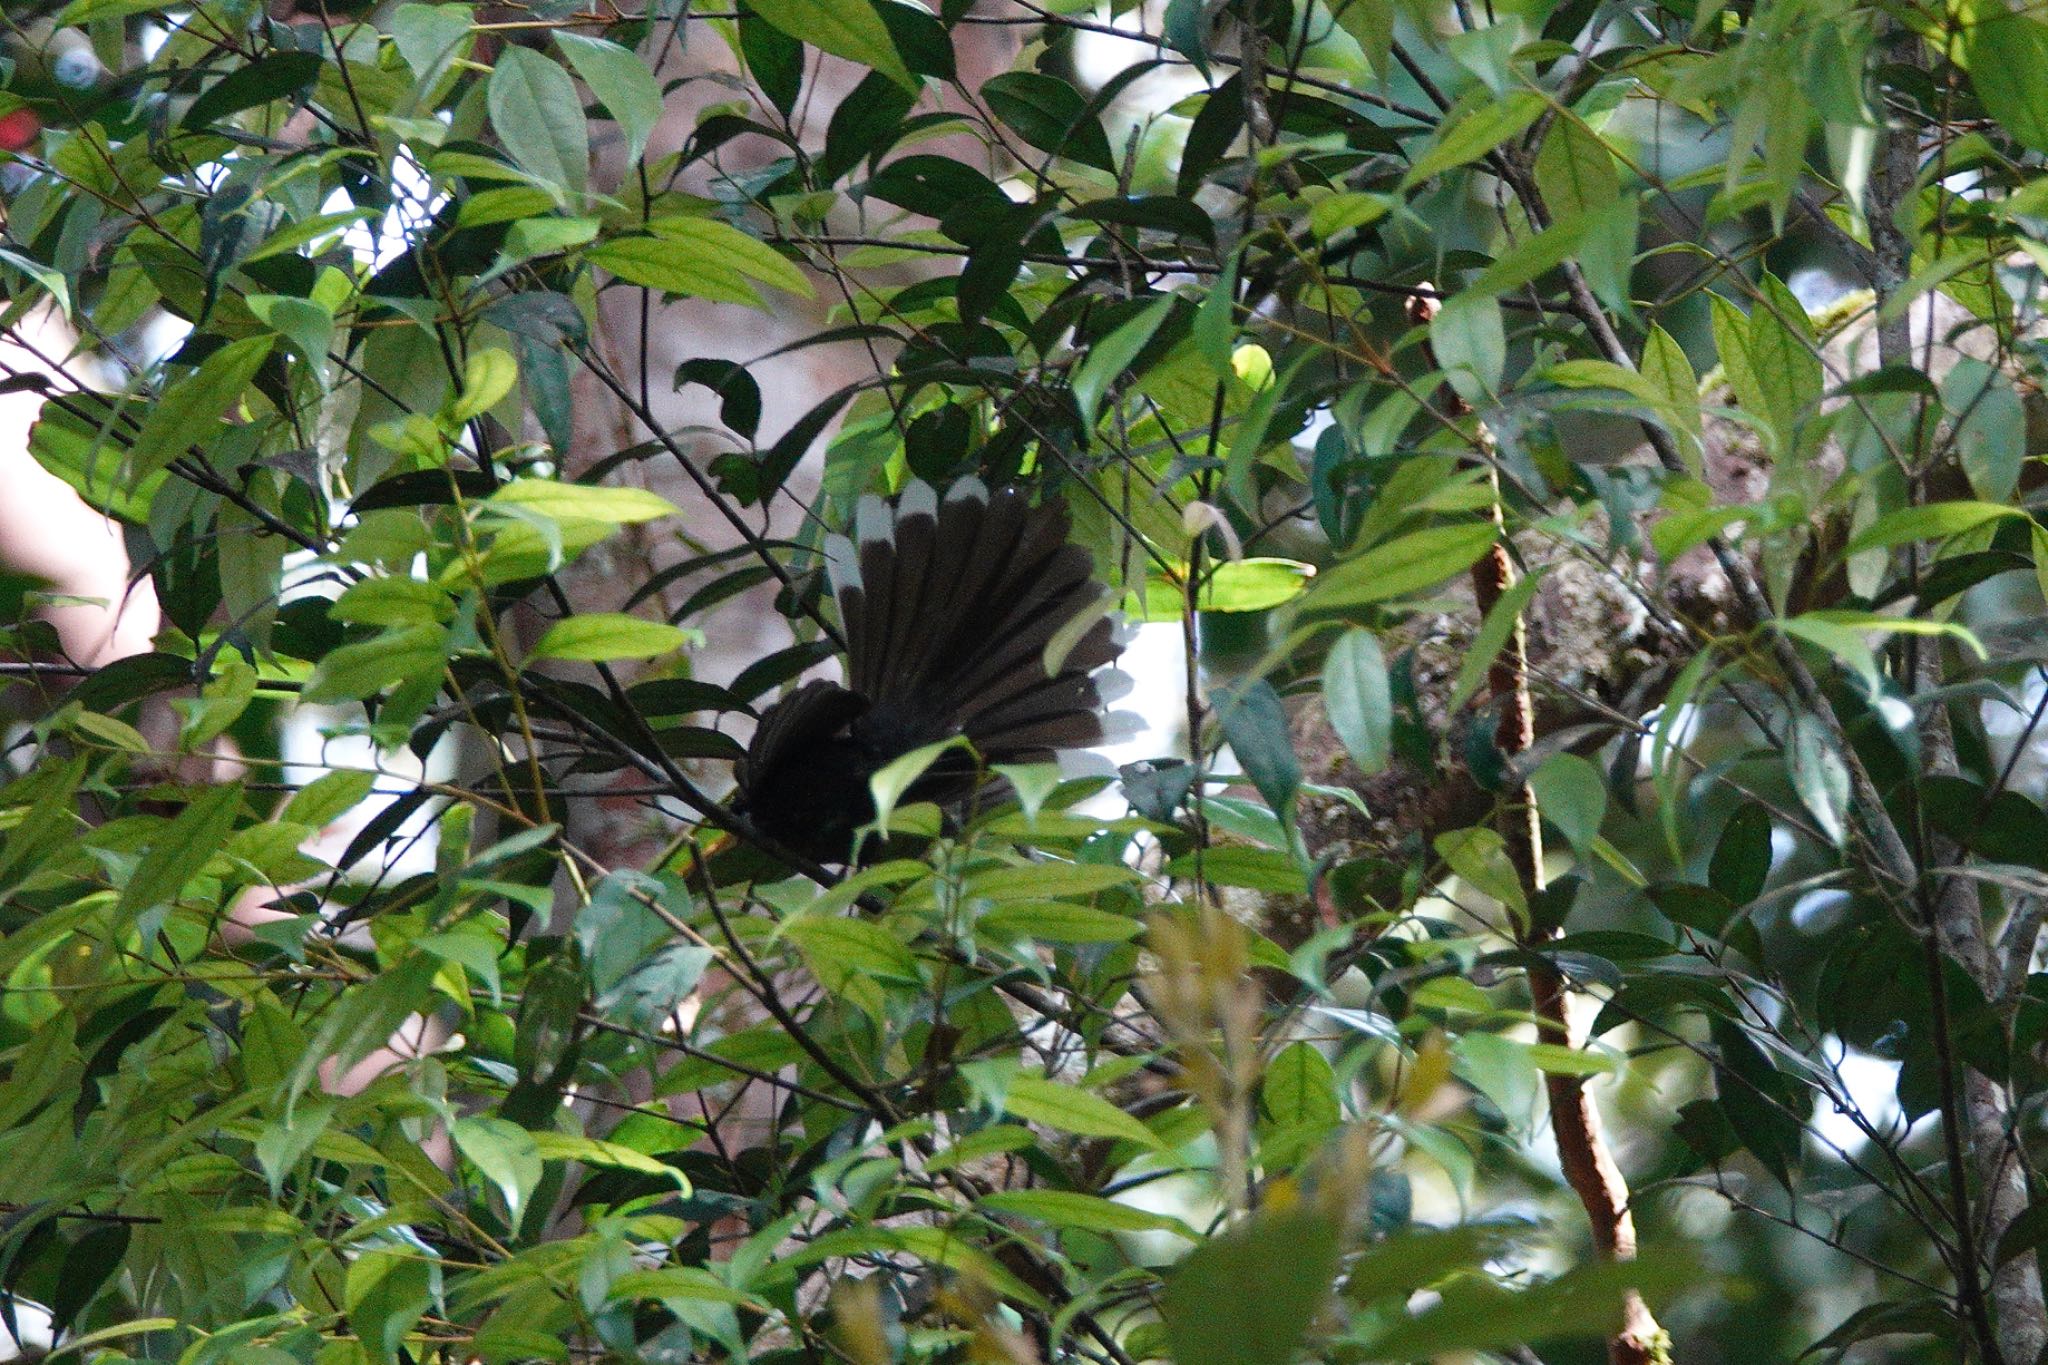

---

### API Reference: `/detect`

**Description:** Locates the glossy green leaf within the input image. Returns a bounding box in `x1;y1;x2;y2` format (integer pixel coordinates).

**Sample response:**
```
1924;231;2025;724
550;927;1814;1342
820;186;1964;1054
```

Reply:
531;614;692;662
1310;523;1498;610
744;0;916;92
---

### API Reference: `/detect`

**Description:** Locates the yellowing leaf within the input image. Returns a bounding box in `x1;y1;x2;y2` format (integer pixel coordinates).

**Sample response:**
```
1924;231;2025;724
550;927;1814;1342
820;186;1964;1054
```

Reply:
531;614;693;662
486;479;680;523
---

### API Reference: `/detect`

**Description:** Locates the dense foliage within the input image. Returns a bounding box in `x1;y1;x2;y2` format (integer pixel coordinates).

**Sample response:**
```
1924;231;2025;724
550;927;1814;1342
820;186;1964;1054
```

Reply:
6;0;2048;1358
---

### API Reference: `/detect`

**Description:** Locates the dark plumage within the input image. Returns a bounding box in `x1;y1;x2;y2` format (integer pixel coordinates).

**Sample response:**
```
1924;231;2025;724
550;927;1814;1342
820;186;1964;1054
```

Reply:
733;480;1125;862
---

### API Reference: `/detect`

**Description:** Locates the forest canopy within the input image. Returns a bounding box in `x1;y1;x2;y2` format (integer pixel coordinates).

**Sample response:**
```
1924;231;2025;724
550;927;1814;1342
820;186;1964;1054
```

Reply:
3;0;2048;1360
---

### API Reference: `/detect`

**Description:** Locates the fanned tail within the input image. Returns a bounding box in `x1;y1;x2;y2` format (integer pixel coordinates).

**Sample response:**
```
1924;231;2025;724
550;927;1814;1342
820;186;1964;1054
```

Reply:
827;480;1125;763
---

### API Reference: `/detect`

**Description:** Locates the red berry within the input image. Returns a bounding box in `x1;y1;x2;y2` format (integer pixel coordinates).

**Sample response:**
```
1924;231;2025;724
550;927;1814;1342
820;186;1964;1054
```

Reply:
0;109;42;152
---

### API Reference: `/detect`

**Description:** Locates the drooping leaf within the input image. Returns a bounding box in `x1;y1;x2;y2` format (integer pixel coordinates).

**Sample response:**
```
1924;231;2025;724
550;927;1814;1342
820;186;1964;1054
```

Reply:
488;46;590;197
1323;628;1392;775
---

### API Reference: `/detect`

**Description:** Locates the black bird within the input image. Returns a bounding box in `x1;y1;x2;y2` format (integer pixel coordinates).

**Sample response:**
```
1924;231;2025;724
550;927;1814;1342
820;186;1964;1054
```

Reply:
733;479;1127;863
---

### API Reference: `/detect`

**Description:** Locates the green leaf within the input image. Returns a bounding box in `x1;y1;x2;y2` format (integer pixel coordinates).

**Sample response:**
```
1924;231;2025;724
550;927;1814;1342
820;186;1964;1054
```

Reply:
1711;279;1819;456
448;348;517;423
488;46;589;197
1342;1226;1503;1305
182;51;323;130
967;862;1140;899
1164;1206;1343;1365
1310;522;1498;610
1545;357;1667;406
556;33;662;166
1354;1250;1696;1358
303;625;451;704
52;0;177;20
1073;294;1174;429
1788;714;1850;846
28;395;164;521
531;614;691;662
1842;500;2019;555
1710;803;1774;905
1430;293;1505;401
289;955;440;1110
1435;824;1527;919
778;1225;1045;1307
282;769;378;829
1193;251;1242;368
1641;323;1704;472
487;478;679;524
591;938;706;1026
1749;272;1822;445
589;228;809;308
1135;557;1315;621
178;656;258;749
1799;1298;1951;1360
1309;191;1394;241
1331;0;1394;72
125;336;275;481
867;736;972;835
1946;358;2026;501
980;1189;1195;1238
392;3;473;86
1262;1040;1341;1129
1534;118;1619;220
610;1266;758;1307
344;1250;435;1365
979;901;1142;942
1528;752;1607;861
1709;292;1767;445
1214;678;1301;817
1323;628;1391;775
1996;1201;2048;1268
1447;565;1545;713
44;1319;181;1361
454;1116;544;1223
743;0;916;92
1400;90;1543;189
530;1131;689;1189
1166;844;1307;892
782;916;923;985
646;217;815;298
1961;0;2048;154
1002;1071;1163;1147
331;577;452;628
1223;349;1313;511
982;71;1116;173
1779;610;1986;695
117;783;244;919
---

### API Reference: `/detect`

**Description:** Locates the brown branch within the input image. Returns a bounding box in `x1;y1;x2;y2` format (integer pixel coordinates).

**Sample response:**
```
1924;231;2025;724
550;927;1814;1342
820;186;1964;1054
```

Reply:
1411;293;1667;1365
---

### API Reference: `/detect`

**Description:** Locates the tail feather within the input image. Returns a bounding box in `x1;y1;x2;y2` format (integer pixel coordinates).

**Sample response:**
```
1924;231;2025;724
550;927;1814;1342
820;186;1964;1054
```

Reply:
835;479;1123;762
919;528;1102;725
935;608;1117;736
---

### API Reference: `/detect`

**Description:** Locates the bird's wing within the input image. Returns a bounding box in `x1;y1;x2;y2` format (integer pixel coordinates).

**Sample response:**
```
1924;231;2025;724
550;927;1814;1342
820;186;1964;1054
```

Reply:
735;678;867;798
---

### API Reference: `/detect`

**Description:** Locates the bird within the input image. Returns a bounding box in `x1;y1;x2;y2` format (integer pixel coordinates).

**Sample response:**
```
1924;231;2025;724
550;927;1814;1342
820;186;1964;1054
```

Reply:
732;478;1128;863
